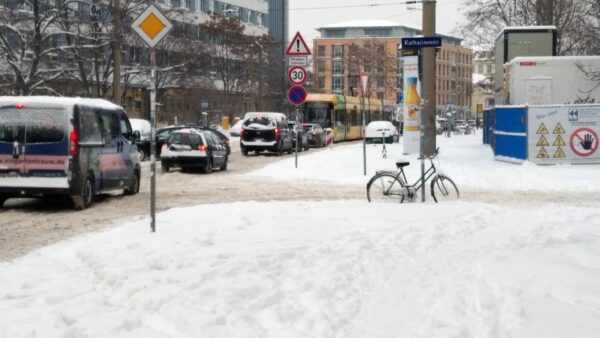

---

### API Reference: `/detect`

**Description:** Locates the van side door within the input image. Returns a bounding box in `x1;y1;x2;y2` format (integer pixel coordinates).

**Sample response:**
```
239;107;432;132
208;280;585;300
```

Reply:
205;132;225;167
117;111;137;184
98;109;121;190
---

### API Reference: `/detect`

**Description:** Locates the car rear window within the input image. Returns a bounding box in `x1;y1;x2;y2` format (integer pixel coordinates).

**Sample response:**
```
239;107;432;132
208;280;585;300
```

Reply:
243;116;275;128
0;107;66;143
168;132;204;147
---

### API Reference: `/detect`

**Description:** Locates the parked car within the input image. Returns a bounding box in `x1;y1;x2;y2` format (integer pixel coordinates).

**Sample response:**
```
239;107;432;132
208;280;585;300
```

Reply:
302;123;326;147
0;97;141;210
240;112;294;156
129;118;151;161
160;128;228;173
156;125;230;157
365;121;400;143
288;121;310;151
229;119;243;136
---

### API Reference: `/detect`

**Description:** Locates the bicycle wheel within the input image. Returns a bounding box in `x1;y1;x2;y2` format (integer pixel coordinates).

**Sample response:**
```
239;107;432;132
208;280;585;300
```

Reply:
367;173;405;203
430;175;460;202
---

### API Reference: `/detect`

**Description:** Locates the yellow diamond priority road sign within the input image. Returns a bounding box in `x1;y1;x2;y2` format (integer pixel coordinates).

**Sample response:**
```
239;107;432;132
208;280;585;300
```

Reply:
131;5;172;48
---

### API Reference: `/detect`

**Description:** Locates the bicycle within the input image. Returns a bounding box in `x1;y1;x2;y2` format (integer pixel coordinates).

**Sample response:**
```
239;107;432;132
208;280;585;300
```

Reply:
366;148;459;203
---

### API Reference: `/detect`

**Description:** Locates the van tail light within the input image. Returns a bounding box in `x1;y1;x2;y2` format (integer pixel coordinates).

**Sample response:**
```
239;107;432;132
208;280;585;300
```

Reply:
312;130;316;136
240;128;244;138
198;145;208;152
16;103;24;109
162;144;168;151
69;122;78;156
275;128;280;139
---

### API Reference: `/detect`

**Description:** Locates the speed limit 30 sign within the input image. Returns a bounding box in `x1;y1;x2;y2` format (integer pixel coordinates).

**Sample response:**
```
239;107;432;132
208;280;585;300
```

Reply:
288;66;306;85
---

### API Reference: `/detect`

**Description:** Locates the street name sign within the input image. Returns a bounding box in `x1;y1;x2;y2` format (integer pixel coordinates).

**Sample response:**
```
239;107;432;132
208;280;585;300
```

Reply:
131;5;173;48
285;31;311;56
401;36;442;49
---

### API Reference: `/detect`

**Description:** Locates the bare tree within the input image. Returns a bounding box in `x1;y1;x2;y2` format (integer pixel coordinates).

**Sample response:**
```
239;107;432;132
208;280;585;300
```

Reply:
346;39;397;99
0;0;76;95
458;0;598;55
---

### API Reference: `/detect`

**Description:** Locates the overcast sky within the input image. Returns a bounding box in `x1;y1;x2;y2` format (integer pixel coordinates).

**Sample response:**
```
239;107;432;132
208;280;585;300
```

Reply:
288;0;466;46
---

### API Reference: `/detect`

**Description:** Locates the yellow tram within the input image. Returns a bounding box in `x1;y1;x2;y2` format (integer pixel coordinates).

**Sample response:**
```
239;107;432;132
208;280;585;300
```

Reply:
301;94;396;142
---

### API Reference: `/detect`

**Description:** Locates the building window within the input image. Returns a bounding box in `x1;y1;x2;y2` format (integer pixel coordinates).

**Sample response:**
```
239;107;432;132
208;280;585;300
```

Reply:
185;0;195;11
332;45;343;59
332;77;344;93
318;76;325;89
171;0;181;7
325;29;345;38
317;62;325;74
318;45;326;57
332;60;343;75
364;28;391;37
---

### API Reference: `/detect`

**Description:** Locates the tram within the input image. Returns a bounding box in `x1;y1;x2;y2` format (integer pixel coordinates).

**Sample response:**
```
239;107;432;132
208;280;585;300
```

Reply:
301;94;396;142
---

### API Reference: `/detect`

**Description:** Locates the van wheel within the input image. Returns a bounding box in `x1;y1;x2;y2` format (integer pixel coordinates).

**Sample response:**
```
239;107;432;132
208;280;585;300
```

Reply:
72;176;93;210
138;148;146;161
161;162;170;173
125;171;140;195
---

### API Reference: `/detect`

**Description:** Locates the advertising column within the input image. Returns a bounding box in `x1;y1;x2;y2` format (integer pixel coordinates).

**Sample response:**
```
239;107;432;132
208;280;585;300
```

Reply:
403;55;421;154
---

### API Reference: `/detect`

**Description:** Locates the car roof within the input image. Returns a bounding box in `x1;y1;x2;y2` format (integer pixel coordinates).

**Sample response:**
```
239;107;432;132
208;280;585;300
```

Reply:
0;96;122;110
244;112;286;121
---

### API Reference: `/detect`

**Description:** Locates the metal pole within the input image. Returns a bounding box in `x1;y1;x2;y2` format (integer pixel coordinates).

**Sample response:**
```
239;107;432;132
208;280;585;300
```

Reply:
295;107;299;168
362;96;367;176
422;0;437;156
418;50;425;203
150;48;157;232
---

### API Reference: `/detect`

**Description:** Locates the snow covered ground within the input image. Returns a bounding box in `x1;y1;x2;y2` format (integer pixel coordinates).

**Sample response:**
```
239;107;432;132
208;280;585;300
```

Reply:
1;132;599;337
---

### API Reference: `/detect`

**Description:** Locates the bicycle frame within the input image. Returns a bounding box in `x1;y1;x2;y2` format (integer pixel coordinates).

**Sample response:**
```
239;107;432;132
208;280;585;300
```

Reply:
385;156;438;194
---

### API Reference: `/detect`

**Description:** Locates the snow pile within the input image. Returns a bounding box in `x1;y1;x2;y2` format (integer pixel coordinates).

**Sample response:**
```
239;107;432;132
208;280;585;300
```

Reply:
249;132;600;192
1;201;599;337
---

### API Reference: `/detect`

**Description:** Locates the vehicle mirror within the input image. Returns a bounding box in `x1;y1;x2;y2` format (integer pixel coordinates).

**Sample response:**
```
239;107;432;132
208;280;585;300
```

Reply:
133;130;141;142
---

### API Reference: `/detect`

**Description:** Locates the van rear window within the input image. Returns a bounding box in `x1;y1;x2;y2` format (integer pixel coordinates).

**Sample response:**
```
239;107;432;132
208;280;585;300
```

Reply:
0;107;66;143
243;116;276;128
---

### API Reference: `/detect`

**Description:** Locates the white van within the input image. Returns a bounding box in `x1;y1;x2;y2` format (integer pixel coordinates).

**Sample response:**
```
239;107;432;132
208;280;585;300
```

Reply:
0;97;141;209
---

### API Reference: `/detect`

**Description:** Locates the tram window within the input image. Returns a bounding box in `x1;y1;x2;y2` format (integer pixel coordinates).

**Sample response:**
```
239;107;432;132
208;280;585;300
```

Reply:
304;102;333;128
351;110;357;126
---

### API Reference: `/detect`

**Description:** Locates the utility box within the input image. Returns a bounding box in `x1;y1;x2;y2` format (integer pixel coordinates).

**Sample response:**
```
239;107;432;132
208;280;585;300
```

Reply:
507;56;600;105
494;26;557;105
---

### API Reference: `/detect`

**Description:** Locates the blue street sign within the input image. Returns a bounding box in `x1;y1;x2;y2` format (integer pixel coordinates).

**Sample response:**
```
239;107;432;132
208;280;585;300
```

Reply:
401;37;442;49
287;85;307;105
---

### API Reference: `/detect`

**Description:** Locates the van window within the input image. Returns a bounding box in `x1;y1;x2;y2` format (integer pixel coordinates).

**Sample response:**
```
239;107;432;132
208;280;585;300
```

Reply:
119;113;133;141
0;107;65;143
243;116;275;128
99;110;119;140
78;106;102;143
0;108;25;143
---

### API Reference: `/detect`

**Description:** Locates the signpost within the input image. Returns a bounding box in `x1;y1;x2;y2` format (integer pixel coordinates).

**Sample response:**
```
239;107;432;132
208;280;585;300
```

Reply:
401;36;440;202
131;5;172;232
360;72;369;176
286;32;311;169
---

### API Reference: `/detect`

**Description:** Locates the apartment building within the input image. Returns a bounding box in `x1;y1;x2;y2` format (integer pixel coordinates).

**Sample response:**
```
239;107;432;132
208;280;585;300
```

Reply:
313;20;473;114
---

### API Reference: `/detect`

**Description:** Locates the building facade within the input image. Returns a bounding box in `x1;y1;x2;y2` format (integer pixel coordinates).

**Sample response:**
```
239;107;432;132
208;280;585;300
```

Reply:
312;20;473;115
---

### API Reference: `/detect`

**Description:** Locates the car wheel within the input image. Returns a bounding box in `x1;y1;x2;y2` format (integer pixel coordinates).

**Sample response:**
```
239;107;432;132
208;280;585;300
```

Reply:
204;158;213;174
161;162;170;173
72;175;93;210
124;170;140;195
255;150;261;155
221;156;228;171
137;148;146;161
0;194;8;208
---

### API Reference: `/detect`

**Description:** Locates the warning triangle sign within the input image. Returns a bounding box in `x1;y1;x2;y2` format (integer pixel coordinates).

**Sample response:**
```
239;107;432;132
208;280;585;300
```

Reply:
553;122;565;134
537;147;549;159
553;135;566;146
536;123;549;134
553;147;566;158
285;32;311;56
536;135;549;147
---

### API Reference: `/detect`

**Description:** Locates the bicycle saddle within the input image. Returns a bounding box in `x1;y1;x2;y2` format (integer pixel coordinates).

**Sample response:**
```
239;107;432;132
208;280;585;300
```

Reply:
396;160;410;168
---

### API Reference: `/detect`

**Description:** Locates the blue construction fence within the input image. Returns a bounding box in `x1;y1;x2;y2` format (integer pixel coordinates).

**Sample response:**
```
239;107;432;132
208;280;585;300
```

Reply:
483;106;528;163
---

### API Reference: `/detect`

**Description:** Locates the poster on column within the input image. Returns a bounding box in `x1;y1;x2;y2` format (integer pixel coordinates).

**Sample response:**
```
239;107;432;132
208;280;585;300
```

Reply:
528;104;600;164
402;55;421;154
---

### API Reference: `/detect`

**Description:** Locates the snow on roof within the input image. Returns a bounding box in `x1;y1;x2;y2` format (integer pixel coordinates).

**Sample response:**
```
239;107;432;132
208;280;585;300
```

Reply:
320;20;402;29
495;25;557;41
0;96;122;110
472;73;487;84
509;55;600;65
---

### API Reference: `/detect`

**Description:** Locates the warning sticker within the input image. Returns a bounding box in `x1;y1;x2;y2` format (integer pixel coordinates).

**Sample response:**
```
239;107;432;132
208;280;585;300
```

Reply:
553;135;566;146
536;123;549;134
553;123;565;134
553;147;566;158
569;127;598;157
537;147;549;159
536;135;549;147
